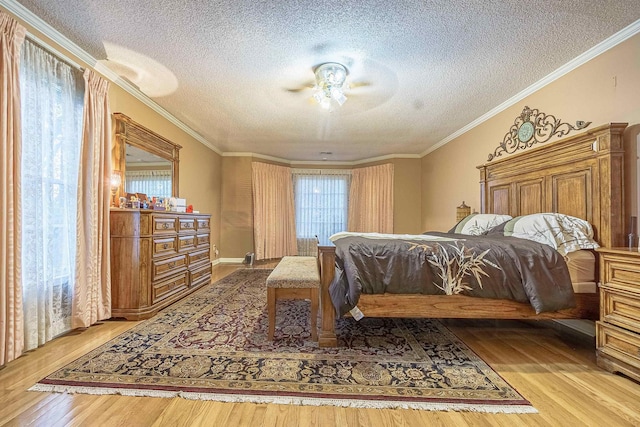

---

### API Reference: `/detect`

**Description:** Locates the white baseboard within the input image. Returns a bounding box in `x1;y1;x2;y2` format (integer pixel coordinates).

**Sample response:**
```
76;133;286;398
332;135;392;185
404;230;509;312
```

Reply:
218;258;244;264
212;259;220;266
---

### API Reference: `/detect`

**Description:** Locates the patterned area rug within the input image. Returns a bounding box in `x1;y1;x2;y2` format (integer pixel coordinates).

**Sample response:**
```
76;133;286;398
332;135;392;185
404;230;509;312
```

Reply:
31;268;535;413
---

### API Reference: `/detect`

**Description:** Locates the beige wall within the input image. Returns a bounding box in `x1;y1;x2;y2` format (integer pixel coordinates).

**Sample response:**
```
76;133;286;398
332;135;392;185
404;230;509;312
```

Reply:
220;156;254;258
421;33;640;233
393;159;422;233
219;157;423;259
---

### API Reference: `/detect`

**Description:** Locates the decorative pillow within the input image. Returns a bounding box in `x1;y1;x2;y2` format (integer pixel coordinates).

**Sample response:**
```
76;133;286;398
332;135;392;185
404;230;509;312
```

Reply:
449;213;513;236
503;213;599;256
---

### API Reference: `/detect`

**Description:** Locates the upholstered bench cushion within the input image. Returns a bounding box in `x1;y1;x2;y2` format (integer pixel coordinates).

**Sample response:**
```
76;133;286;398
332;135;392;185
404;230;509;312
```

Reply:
266;256;320;289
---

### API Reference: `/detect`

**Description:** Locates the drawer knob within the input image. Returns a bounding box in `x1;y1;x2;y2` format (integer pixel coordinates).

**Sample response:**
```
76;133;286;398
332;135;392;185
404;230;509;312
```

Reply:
168;262;175;268
162;223;169;229
163;243;168;249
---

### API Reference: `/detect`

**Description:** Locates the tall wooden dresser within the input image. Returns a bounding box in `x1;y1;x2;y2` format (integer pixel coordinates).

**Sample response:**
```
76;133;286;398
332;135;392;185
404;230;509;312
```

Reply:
596;247;640;382
110;209;212;320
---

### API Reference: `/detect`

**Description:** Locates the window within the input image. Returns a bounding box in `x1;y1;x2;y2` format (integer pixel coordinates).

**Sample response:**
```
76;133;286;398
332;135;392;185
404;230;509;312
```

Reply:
292;169;350;255
125;169;172;197
19;39;84;350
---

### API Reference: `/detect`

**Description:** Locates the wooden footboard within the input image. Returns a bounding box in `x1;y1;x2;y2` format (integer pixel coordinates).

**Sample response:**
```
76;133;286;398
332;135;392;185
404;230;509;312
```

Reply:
318;245;337;347
317;245;598;347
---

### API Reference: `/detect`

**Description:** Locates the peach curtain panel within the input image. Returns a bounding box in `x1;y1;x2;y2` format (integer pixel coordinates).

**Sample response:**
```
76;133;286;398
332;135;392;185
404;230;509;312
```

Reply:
251;162;298;260
0;12;26;366
348;163;394;233
72;70;112;328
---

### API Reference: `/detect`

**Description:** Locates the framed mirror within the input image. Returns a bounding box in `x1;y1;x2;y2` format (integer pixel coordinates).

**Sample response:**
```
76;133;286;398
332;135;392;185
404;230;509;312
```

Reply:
124;143;173;197
112;113;181;201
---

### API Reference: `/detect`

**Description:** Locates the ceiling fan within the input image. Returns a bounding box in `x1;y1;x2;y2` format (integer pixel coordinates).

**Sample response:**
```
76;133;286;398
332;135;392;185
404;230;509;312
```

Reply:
285;62;371;109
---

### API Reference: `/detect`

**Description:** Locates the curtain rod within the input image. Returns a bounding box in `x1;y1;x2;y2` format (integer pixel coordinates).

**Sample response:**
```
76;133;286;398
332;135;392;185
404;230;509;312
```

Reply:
25;32;85;72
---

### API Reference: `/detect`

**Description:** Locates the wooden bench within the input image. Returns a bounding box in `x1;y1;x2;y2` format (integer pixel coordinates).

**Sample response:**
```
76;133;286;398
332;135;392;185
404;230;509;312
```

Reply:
266;256;320;341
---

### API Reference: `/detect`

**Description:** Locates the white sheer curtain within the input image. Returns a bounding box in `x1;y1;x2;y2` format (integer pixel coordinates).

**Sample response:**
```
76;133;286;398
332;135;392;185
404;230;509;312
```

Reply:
125;169;171;197
292;169;351;255
19;39;83;350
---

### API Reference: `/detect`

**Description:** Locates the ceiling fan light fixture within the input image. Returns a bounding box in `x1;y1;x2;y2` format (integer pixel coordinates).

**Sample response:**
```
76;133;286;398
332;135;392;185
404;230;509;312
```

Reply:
331;87;347;106
313;62;349;108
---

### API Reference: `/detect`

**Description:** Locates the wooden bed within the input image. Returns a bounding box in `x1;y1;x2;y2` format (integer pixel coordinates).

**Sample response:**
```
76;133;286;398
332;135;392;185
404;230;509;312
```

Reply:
317;122;628;347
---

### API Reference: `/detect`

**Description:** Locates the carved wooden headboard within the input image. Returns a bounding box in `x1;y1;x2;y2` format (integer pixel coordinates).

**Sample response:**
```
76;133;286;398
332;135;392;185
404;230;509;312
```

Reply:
477;123;628;248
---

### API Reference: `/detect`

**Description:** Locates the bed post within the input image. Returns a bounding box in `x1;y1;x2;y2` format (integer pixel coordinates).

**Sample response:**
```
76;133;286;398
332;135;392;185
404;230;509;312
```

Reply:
317;246;337;347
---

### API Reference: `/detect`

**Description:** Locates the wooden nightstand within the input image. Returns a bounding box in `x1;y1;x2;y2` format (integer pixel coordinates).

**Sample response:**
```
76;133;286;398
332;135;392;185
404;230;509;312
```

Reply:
596;247;640;382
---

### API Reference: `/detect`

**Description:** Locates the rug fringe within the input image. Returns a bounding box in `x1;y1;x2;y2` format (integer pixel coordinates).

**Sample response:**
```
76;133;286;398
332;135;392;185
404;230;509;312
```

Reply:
180;392;538;413
28;384;537;413
180;393;538;413
28;384;178;399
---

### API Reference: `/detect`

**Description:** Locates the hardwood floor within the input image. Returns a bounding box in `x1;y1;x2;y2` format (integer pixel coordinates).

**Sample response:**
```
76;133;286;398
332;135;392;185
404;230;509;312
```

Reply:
2;262;640;426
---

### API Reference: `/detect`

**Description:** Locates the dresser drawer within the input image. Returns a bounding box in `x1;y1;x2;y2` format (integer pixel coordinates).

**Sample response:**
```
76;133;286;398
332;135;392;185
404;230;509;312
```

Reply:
600;284;640;332
597;321;640;370
152;236;177;257
152;272;188;303
602;258;640;291
177;234;196;252
152;216;177;234
195;233;210;247
152;254;187;281
179;218;196;232
196;217;210;232
188;248;210;267
190;263;212;288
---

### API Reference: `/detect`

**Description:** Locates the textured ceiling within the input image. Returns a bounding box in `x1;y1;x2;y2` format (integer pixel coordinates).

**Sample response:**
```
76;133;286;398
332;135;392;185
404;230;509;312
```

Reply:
12;0;640;162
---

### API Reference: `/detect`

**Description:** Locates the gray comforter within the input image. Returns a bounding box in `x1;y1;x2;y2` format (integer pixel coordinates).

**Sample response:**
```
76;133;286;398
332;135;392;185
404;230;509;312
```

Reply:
328;232;575;316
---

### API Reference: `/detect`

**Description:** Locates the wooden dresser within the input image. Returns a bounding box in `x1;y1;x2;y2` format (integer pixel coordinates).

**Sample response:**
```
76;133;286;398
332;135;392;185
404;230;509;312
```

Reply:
110;209;212;320
596;247;640;382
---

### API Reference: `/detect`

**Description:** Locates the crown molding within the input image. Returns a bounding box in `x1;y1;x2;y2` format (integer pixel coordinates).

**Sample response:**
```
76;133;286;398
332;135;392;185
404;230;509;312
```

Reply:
305;153;422;166
0;0;222;156
420;18;640;157
222;152;291;164
223;151;421;166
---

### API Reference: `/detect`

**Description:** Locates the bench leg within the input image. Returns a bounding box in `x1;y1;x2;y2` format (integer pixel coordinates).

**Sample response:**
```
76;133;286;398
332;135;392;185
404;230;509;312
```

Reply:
267;287;276;340
310;288;318;341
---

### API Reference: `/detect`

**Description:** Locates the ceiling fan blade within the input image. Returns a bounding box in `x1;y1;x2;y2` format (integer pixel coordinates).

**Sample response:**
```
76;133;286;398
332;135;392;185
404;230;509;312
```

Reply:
285;82;315;93
349;81;372;88
286;87;310;93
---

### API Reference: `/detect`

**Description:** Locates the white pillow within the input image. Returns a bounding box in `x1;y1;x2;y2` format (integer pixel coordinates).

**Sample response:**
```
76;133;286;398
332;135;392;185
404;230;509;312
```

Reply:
503;213;599;256
452;213;513;236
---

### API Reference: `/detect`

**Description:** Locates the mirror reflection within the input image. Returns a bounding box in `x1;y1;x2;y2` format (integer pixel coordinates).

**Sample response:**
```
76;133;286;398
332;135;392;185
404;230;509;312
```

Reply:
124;143;172;198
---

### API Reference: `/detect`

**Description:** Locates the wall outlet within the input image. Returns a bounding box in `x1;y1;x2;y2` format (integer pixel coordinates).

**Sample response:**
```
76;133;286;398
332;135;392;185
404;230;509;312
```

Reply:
213;244;219;257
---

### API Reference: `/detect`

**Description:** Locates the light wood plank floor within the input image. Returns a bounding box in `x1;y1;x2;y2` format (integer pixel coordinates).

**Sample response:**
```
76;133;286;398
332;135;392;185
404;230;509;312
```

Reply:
2;263;640;426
